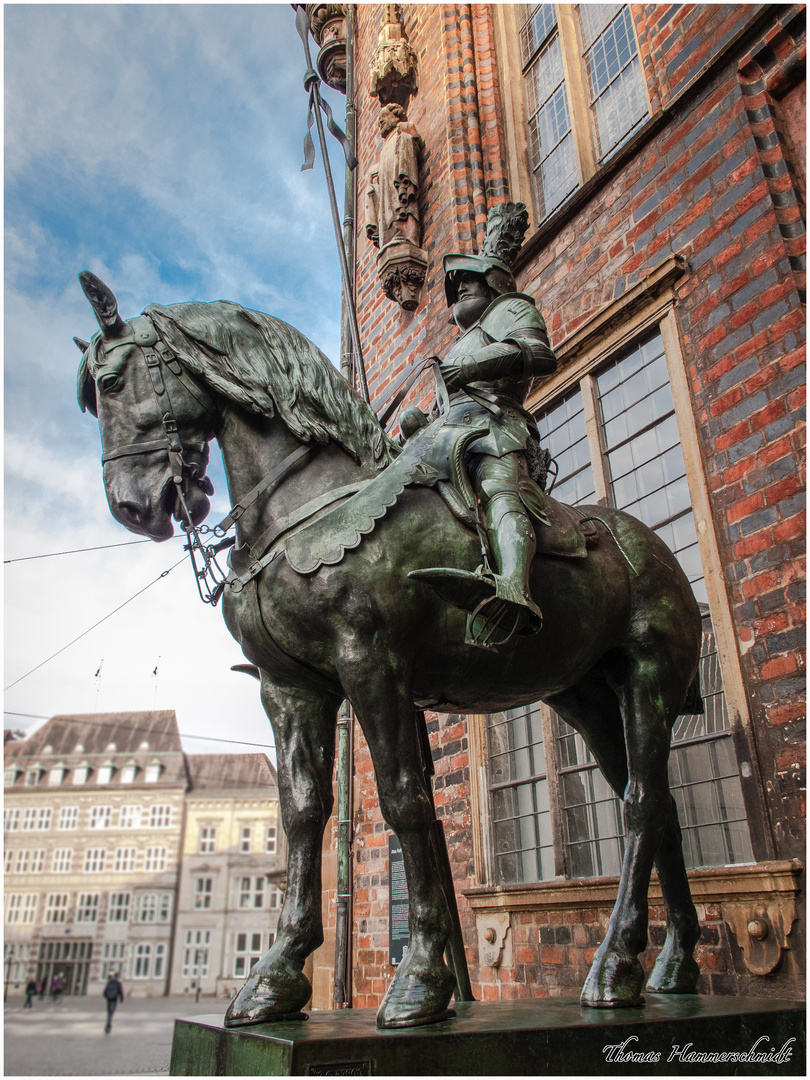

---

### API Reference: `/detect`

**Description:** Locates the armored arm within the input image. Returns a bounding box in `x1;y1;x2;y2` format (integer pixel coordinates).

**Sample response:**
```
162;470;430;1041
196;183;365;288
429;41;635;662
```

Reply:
444;328;557;387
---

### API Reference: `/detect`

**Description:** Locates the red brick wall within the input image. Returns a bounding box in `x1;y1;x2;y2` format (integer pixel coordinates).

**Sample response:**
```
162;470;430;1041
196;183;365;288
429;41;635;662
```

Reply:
338;2;805;1010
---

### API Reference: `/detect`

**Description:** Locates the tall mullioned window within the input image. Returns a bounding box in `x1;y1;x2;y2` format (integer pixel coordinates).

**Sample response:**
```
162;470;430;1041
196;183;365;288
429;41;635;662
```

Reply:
516;4;649;224
487;331;754;884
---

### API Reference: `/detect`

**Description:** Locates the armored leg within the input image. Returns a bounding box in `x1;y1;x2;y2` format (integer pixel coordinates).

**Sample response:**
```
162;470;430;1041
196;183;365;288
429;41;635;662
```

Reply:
476;454;543;627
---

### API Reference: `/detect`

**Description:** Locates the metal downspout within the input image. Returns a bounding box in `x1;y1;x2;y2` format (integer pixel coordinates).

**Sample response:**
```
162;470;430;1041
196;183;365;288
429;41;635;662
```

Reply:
333;2;356;1009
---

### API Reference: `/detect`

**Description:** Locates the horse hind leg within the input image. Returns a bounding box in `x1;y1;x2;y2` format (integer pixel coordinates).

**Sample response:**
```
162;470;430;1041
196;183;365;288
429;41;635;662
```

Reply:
578;652;696;1007
647;796;700;994
224;677;340;1028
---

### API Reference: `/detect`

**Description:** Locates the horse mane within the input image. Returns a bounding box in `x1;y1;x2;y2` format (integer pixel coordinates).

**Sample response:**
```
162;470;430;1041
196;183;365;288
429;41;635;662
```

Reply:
85;300;397;470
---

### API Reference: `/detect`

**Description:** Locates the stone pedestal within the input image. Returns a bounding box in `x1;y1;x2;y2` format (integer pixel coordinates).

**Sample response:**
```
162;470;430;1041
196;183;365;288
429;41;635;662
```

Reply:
170;996;804;1076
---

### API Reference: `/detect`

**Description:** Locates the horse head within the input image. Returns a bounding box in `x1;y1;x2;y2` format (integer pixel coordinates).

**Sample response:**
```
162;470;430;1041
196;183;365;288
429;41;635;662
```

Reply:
76;271;217;541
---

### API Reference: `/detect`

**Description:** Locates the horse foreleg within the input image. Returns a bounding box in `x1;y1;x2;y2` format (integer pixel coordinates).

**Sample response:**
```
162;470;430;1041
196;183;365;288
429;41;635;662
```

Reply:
343;665;454;1029
224;677;339;1028
580;658;676;1008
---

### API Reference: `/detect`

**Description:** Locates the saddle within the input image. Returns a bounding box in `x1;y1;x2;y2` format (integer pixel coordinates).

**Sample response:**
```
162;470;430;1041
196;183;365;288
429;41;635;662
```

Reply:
283;417;597;576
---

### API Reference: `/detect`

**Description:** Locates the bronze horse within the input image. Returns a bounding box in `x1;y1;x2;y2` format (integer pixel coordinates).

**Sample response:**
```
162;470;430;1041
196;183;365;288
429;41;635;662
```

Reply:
76;273;702;1028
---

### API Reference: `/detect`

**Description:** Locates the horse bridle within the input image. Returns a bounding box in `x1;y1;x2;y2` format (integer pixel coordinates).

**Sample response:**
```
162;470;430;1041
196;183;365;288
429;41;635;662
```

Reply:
94;314;322;604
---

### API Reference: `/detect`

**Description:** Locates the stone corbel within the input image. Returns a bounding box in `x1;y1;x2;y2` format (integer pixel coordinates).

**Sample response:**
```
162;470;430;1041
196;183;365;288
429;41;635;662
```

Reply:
306;3;347;93
476;911;511;969
377;239;428;312
724;898;798;976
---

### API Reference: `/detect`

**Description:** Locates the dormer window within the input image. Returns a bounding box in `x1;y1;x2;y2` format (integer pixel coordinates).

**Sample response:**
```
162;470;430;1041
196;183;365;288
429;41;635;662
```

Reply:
73;761;91;785
144;759;163;783
121;761;138;784
24;765;42;787
48;763;67;786
4;765;21;787
97;760;115;785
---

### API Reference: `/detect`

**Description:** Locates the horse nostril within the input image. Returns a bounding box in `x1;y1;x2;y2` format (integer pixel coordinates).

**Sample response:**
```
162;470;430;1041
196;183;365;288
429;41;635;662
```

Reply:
117;501;143;525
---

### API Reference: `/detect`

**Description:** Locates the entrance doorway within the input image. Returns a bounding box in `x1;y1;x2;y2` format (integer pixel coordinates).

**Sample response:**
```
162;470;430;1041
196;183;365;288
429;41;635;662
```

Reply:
36;940;92;996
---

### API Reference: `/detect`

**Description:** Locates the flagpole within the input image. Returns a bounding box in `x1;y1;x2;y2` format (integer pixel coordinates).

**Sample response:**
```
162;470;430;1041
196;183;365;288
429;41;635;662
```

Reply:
294;5;370;403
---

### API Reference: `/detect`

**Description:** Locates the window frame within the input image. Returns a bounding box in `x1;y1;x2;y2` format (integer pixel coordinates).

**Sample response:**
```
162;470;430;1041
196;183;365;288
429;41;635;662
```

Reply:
493;4;652;231
467;273;774;889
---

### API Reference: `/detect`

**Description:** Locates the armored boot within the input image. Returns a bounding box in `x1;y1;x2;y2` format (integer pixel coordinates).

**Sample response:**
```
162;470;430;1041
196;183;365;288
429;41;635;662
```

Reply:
483;494;543;629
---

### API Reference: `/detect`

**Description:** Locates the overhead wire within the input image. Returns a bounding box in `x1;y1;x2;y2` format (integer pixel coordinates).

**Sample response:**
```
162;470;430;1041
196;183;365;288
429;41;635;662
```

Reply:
3;538;178;563
4;554;190;692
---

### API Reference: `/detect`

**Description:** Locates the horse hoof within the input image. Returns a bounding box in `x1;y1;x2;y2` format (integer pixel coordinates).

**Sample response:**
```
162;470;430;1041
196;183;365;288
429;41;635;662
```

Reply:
223;969;311;1028
376;965;456;1029
647;953;699;994
580;953;645;1008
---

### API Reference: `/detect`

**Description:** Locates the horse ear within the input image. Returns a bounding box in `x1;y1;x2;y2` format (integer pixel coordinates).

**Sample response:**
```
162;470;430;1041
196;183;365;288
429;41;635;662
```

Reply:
77;353;98;417
78;271;127;338
73;336;90;353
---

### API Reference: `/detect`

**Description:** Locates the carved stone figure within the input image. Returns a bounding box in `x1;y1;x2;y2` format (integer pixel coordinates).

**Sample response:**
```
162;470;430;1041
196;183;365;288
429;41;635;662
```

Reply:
76;270;703;1031
365;103;421;250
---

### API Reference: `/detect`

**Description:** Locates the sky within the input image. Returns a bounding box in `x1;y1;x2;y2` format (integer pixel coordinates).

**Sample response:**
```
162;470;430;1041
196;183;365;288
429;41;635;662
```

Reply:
4;3;352;760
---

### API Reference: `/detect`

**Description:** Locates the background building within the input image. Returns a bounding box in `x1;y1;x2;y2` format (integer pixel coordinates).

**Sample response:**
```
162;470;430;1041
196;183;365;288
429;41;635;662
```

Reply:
3;712;282;998
303;2;805;1008
171;754;284;998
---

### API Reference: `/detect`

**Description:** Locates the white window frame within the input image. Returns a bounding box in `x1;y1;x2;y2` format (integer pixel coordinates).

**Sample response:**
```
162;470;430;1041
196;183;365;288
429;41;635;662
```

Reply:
194;877;214;910
108;892;131;923
58;806;79;830
44;893;70;924
265;825;277;854
83;847;107;873
52;848;73;874
119;805;142;829
114;846;137;873
90;806;112;830
199;826;217;854
4;808;20;832
143;846;167;873
76;892;100;923
148;804;172;829
239;825;252;853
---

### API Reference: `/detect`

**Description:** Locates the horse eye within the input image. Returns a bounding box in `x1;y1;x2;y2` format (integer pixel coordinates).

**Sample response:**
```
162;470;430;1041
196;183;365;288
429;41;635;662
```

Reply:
98;372;122;394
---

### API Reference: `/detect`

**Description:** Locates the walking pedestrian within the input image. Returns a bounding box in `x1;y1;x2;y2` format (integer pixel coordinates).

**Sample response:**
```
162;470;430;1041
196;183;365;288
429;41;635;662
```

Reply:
37;978;45;999
50;974;62;1002
103;971;124;1033
24;978;37;1008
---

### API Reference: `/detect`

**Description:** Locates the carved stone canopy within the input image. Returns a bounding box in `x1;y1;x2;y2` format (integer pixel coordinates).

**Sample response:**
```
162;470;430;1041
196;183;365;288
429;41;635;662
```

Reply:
369;3;418;108
306;3;348;93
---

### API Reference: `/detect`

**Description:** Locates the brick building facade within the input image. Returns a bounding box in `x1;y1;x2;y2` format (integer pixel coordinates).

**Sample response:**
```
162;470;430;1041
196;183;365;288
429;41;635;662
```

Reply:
304;3;805;1009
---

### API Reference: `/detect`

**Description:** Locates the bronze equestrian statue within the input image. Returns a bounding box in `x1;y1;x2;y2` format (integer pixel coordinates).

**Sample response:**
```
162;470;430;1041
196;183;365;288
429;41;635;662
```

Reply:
75;251;702;1029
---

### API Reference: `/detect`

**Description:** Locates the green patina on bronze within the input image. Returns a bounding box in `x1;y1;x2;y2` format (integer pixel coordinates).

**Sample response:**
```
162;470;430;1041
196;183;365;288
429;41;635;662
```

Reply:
77;266;703;1031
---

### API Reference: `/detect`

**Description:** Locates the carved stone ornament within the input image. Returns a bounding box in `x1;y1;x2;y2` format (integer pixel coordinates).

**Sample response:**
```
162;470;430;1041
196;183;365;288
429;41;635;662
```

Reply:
369;3;418;108
724;897;798;976
305;3;347;93
377;239;428;311
476;912;511;969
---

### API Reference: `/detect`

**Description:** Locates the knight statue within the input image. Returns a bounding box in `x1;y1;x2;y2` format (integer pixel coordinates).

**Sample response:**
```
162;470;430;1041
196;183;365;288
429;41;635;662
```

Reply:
410;202;558;646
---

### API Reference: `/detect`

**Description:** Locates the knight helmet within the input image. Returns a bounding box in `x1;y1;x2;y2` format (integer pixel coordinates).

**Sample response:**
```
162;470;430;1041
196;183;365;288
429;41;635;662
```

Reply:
443;201;530;305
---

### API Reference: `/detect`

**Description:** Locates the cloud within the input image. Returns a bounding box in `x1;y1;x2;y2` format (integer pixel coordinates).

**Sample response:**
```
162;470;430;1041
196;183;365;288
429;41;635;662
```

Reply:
4;5;356;756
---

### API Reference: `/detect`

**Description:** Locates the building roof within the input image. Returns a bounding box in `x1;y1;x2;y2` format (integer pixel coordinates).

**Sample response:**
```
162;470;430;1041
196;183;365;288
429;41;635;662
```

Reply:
185;753;277;793
4;711;187;790
5;711;183;758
